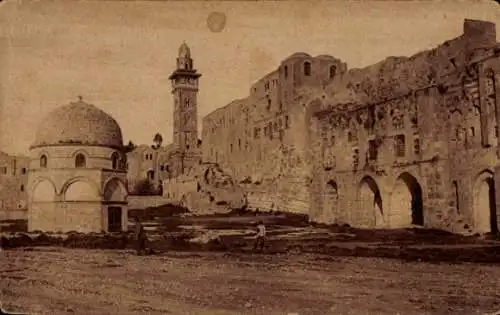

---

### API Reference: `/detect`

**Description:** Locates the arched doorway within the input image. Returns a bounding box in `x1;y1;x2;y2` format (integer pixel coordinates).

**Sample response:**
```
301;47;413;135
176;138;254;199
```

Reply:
358;176;383;227
389;173;424;227
473;171;498;233
324;180;339;222
108;207;122;233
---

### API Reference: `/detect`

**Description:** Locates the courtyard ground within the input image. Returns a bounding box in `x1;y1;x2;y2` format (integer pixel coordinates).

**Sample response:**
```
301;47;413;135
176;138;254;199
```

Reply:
1;206;500;314
2;247;500;315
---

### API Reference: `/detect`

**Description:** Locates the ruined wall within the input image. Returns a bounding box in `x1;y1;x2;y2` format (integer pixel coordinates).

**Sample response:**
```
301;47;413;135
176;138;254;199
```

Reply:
444;51;500;234
310;87;450;229
200;19;500;232
163;163;246;214
310;19;500;233
202;54;345;213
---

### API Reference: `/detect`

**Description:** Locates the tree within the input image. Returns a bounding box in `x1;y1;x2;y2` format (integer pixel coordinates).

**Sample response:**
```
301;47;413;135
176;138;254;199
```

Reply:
153;133;163;149
123;140;137;153
133;179;156;196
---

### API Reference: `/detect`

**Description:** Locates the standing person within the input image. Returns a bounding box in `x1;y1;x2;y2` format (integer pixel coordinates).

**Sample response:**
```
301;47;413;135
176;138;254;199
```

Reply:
253;220;266;253
134;216;147;256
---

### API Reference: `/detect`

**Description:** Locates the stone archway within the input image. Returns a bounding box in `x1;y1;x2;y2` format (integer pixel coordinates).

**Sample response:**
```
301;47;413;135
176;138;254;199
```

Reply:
323;180;339;223
389;173;424;228
358;176;383;227
473;171;498;234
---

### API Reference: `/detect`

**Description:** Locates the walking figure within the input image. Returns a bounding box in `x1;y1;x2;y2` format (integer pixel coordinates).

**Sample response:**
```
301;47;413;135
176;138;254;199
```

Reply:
253;220;266;253
134;216;147;255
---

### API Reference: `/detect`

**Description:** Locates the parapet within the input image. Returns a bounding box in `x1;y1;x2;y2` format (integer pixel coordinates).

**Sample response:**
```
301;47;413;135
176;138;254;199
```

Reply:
463;19;496;49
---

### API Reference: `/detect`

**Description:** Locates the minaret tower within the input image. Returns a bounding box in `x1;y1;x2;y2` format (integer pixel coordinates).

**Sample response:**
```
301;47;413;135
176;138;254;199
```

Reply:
168;42;201;175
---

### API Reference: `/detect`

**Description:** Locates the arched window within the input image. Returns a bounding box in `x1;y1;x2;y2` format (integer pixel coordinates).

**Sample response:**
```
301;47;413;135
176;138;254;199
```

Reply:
75;153;86;168
329;65;337;79
304;62;311;76
40;155;47;168
111;152;119;170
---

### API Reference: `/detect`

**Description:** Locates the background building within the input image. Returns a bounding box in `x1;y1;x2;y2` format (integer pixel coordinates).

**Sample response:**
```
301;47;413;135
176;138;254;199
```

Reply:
0;151;29;220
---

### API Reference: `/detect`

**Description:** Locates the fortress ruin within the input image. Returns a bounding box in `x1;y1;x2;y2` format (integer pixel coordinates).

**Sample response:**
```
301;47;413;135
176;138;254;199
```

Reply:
197;19;500;234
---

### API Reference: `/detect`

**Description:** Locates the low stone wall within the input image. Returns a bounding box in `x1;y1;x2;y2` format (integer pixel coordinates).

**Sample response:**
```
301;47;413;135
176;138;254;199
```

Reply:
128;196;174;210
0;208;28;221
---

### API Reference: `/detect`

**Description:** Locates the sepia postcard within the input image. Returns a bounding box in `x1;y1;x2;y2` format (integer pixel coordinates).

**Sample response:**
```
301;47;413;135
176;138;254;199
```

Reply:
1;0;500;314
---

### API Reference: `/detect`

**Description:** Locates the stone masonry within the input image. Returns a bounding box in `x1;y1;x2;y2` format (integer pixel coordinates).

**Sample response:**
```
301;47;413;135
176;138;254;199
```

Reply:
201;19;500;234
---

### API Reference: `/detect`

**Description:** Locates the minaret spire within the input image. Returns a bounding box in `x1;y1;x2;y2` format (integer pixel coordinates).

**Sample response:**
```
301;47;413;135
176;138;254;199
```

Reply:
168;42;202;176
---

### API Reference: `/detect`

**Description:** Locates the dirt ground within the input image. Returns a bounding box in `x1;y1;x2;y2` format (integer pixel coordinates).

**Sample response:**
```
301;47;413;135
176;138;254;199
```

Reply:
2;207;500;314
3;208;500;264
1;247;500;315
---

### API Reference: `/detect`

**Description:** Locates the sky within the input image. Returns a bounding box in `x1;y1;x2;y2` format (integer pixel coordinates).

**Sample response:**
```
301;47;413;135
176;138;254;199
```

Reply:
0;0;499;155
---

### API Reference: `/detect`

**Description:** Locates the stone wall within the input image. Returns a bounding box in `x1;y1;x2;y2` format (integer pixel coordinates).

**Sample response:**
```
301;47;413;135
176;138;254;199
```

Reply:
197;19;500;233
28;202;104;233
201;53;344;215
163;163;246;214
309;19;500;233
0;209;27;221
128;196;174;210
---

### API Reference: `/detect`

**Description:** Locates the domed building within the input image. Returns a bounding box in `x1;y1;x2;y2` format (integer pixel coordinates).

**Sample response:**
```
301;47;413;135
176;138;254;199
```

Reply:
27;97;128;233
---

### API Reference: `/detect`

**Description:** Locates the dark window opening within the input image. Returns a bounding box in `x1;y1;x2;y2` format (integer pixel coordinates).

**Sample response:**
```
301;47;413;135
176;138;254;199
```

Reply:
368;140;378;161
413;138;421;155
452;180;460;214
348;131;357;142
394;135;406;157
21;168;26;174
353;149;359;169
40;155;47;168
147;170;154;180
20;185;24;192
111;152;119;169
329;65;337;79
284;65;288;78
75;154;86;168
304;62;311;76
